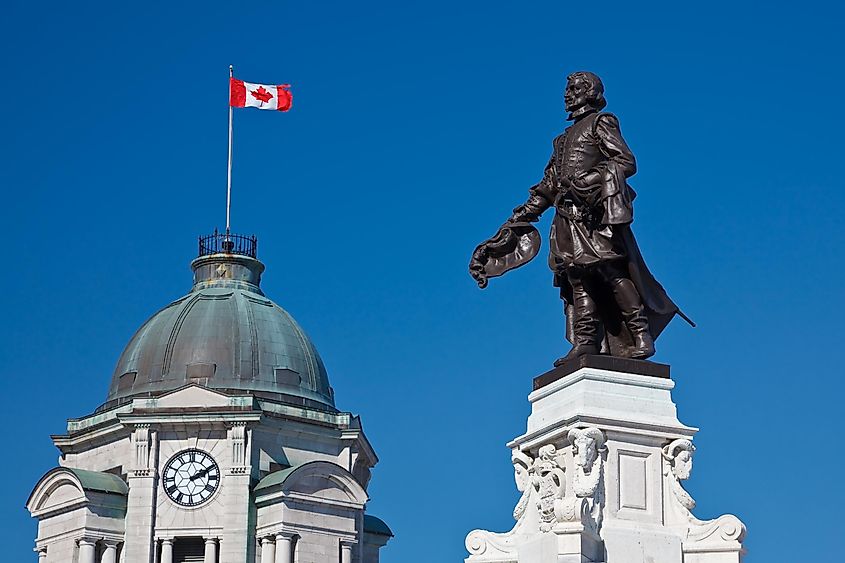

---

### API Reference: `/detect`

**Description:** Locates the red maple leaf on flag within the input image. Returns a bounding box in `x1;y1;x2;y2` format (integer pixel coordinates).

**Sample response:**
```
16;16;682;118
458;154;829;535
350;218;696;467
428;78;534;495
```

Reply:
250;86;274;103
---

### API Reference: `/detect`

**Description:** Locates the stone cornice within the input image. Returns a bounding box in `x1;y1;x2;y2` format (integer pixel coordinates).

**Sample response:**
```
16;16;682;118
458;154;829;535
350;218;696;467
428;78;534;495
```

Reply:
509;414;697;451
117;410;263;426
53;386;359;452
340;428;379;467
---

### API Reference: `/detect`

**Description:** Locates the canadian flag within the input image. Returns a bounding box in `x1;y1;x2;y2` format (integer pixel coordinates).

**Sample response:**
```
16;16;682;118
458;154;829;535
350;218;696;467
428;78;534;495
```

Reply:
230;78;292;111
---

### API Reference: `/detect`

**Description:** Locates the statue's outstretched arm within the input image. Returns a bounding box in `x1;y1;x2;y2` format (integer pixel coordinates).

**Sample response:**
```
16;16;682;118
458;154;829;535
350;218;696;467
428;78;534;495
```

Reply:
469;152;554;287
509;155;556;223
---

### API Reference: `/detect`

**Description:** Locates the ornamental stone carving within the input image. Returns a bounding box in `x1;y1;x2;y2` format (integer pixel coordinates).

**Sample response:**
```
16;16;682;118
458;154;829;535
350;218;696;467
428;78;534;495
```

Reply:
131;424;157;477
567;427;606;531
567;427;605;497
465;428;604;560
228;422;249;474
512;449;533;521
661;438;747;555
532;444;567;532
662;438;696;511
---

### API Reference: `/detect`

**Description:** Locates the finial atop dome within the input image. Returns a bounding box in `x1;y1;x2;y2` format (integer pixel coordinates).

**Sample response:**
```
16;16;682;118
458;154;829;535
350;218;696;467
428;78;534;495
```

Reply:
192;230;265;294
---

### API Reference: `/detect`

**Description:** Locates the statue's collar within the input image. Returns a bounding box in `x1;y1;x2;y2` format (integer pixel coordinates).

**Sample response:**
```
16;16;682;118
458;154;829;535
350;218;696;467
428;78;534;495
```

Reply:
567;106;598;122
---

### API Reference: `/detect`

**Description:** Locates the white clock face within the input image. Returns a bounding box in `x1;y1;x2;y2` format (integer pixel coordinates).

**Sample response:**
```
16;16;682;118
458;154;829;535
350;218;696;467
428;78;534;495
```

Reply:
162;449;220;507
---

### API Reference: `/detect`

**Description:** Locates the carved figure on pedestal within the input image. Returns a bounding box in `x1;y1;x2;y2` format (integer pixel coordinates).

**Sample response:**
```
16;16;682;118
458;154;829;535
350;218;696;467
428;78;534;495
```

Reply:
662;439;747;551
568;427;606;531
532;445;567;532
465;430;608;561
512;450;533;521
470;72;693;365
663;439;696;512
465;449;544;558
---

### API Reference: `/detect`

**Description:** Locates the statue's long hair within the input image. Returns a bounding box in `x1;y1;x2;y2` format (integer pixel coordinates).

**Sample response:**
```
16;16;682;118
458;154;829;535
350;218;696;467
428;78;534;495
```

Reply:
568;71;608;111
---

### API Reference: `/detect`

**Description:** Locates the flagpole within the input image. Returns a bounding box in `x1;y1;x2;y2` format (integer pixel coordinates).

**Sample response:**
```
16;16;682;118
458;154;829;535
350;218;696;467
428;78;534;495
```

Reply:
226;64;234;236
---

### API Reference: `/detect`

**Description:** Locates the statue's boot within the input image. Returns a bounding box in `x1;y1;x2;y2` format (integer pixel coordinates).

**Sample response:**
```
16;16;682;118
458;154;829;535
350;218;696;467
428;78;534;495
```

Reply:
555;276;600;366
608;275;654;360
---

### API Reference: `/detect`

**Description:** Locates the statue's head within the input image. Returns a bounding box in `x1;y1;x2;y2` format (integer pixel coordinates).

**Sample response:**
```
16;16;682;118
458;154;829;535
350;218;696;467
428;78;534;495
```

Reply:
564;71;607;119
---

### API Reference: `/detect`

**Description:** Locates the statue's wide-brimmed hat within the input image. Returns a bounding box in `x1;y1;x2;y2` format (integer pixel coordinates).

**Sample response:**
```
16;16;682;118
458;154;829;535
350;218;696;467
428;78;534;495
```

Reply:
469;221;541;289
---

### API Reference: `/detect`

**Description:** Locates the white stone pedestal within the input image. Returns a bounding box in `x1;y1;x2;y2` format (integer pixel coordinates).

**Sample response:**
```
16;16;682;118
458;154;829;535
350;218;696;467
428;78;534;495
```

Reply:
465;360;746;563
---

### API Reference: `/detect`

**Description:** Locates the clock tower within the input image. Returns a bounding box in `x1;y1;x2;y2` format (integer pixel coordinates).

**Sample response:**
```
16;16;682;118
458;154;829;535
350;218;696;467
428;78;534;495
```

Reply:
26;232;392;563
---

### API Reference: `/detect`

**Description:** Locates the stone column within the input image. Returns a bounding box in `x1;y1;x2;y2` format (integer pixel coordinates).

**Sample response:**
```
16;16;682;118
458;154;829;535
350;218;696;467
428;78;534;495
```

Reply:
340;540;354;563
260;537;275;563
160;539;174;563
78;539;97;563
101;541;119;563
221;423;253;563
274;534;293;563
123;425;159;563
204;538;218;563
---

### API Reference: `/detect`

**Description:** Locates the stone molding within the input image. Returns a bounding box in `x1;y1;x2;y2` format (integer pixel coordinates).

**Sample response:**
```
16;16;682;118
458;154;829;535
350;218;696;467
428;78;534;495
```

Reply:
27;467;128;524
254;461;369;510
61;385;352;436
27;470;90;519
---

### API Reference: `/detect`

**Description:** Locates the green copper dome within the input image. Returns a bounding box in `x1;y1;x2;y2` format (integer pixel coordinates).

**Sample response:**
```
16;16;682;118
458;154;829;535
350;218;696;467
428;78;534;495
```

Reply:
102;242;335;412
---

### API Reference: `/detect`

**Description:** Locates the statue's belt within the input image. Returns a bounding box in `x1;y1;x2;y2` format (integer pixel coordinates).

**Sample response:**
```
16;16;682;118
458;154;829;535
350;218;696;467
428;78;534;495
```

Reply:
554;193;599;222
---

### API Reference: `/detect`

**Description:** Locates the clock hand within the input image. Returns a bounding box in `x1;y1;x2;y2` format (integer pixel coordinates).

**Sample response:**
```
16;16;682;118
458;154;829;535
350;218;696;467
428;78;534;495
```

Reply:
189;467;211;481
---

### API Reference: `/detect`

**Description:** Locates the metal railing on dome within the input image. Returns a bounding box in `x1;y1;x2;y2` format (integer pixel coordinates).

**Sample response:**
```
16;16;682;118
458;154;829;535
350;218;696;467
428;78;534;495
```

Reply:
198;230;258;258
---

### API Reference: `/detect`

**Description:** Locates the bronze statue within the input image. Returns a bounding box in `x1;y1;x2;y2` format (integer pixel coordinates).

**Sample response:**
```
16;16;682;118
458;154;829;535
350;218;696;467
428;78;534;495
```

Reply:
470;72;692;365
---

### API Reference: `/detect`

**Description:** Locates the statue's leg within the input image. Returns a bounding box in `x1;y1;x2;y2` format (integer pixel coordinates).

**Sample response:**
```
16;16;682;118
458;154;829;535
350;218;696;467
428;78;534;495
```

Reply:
600;260;654;359
555;268;600;365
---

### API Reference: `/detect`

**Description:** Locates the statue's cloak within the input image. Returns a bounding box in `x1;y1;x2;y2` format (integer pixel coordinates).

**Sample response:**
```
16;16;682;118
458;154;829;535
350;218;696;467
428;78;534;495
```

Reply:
470;222;692;356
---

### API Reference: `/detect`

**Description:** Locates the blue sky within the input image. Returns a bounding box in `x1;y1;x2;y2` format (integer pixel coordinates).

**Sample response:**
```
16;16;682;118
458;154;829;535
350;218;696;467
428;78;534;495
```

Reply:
2;1;844;561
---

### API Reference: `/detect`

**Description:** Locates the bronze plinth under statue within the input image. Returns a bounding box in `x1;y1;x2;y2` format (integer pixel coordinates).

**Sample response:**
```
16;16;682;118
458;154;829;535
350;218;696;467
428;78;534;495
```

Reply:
470;71;692;365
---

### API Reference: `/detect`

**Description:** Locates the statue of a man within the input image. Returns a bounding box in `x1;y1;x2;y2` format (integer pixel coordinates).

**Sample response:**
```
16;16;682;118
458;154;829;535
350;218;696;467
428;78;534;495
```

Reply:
470;72;691;365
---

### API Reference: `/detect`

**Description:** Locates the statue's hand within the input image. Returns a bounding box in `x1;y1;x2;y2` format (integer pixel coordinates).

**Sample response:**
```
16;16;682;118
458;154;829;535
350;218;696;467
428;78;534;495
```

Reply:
571;171;601;189
469;255;489;289
509;204;537;224
469;247;490;289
